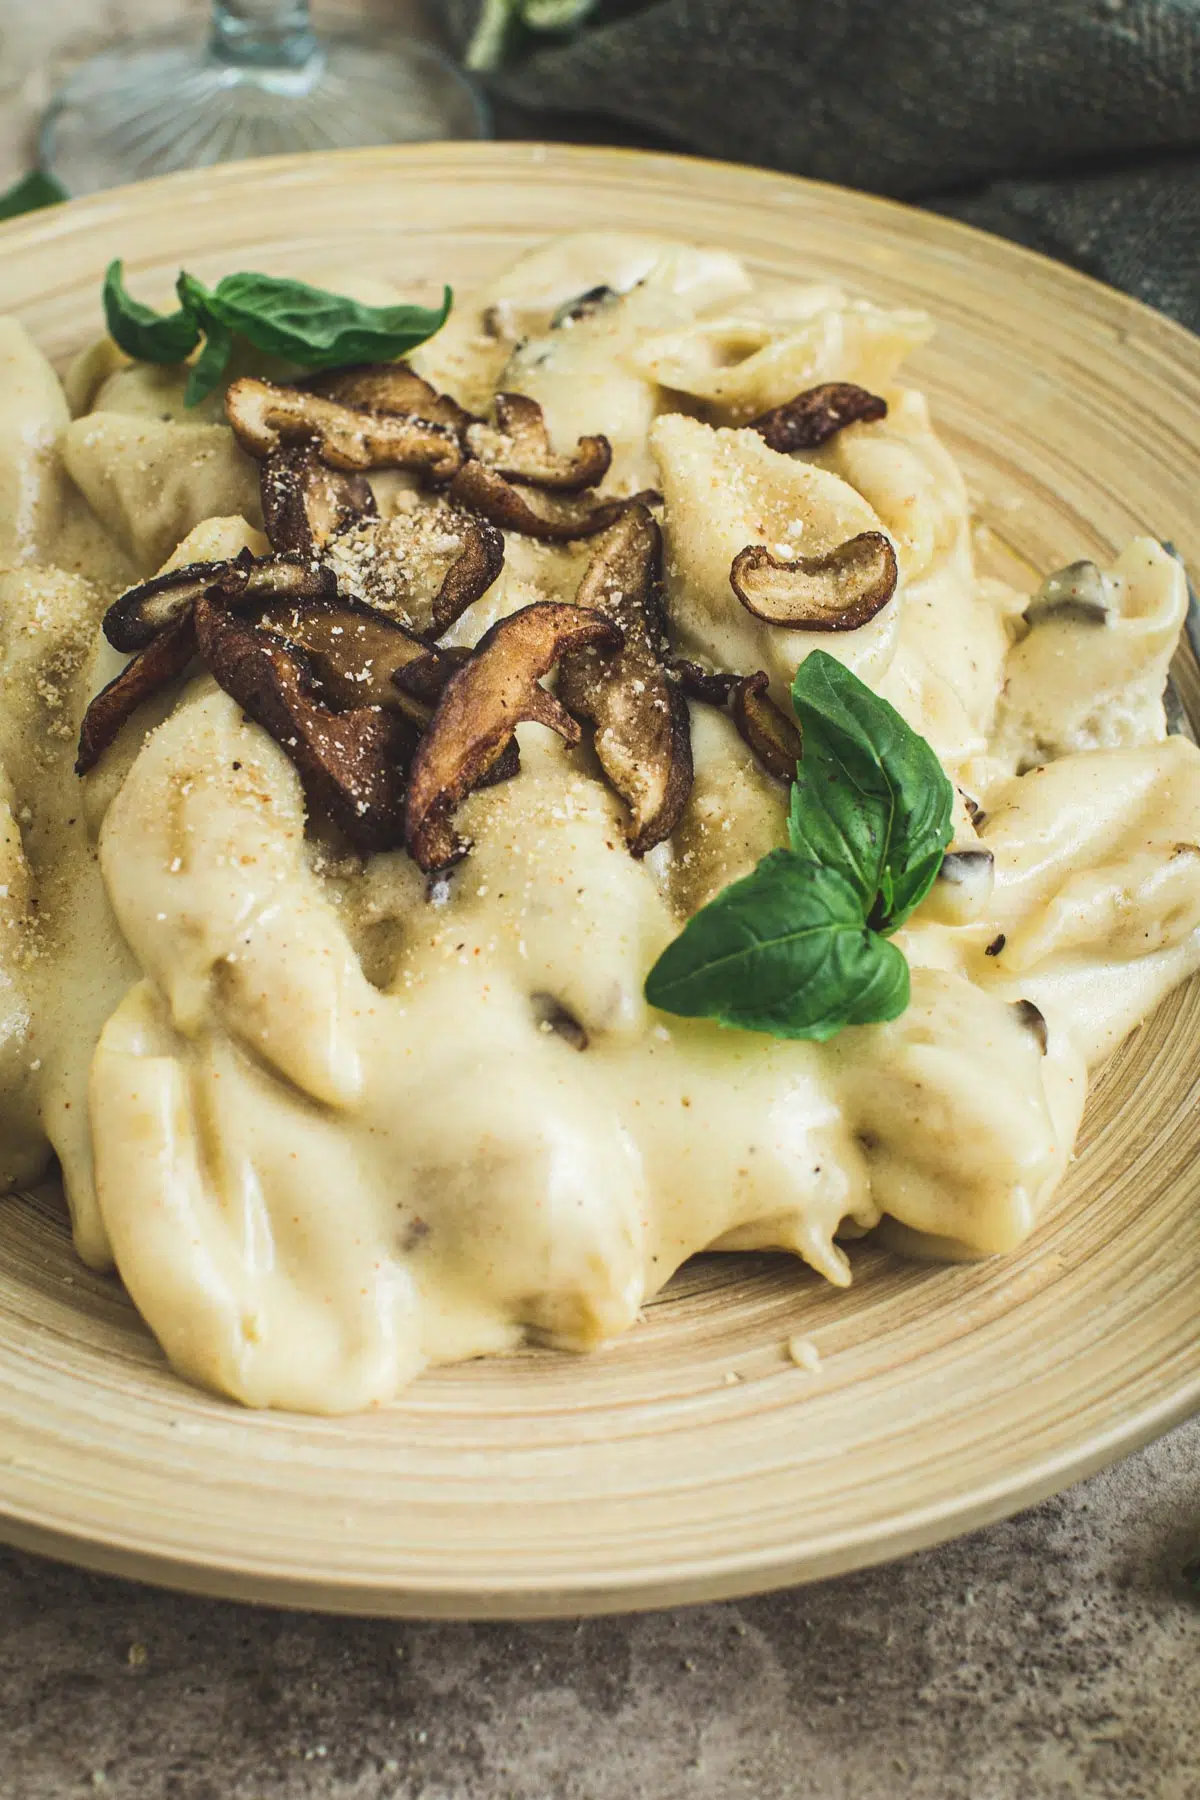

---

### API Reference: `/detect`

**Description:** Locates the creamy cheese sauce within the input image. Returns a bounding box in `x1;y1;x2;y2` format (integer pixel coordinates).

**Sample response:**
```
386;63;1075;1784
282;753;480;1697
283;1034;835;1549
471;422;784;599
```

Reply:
2;235;1199;1411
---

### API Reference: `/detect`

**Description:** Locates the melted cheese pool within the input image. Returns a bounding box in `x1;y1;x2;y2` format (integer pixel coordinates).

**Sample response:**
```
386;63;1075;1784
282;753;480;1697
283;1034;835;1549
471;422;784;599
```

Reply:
1;234;1198;1412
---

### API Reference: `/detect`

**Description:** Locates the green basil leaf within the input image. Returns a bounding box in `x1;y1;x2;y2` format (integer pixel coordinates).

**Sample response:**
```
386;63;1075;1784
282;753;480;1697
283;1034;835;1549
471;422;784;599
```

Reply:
0;170;67;221
789;649;953;931
184;316;234;407
644;851;909;1041
102;260;203;365
200;272;452;369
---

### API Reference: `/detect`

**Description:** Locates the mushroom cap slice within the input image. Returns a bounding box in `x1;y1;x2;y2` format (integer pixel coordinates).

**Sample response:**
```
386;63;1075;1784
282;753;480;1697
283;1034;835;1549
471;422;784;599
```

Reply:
247;592;441;715
730;531;899;631
195;591;414;853
260;442;377;556
670;659;741;707
225;377;463;481
77;612;197;774
748;382;888;454
558;505;693;856
303;362;474;436
104;551;254;653
550;286;619;330
729;671;804;784
449;460;659;542
1023;560;1110;628
465;393;612;492
323;505;504;638
107;552;337;648
405;600;622;872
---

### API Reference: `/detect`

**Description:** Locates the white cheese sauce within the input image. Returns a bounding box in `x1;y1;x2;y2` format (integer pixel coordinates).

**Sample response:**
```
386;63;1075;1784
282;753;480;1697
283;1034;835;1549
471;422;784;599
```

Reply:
1;234;1198;1411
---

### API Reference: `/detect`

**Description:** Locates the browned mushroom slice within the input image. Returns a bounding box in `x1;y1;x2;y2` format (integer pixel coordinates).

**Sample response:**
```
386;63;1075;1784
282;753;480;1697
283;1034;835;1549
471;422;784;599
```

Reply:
303;363;474;436
670;658;741;706
1023;560;1110;628
322;504;505;638
225;377;463;481
391;642;521;785
730;532;899;631
450;461;659;543
104;551;254;653
104;552;336;654
77;613;197;774
550;286;618;330
729;671;804;784
558;505;693;856
405;601;622;871
391;643;471;705
247;594;485;745
465;393;612;492
428;514;505;635
194;592;414;852
260;443;376;556
748;383;888;454
248;594;434;712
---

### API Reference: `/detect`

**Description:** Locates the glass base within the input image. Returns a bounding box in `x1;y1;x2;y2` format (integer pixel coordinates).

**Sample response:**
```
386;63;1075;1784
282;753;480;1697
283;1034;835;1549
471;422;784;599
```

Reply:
39;29;490;197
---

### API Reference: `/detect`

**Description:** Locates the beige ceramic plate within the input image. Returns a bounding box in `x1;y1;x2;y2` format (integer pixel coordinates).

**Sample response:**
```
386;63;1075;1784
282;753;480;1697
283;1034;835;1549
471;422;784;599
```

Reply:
2;145;1199;1618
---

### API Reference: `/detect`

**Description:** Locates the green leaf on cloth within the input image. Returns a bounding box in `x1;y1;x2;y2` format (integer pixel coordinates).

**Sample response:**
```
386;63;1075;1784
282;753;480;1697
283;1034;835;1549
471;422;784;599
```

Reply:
0;171;68;221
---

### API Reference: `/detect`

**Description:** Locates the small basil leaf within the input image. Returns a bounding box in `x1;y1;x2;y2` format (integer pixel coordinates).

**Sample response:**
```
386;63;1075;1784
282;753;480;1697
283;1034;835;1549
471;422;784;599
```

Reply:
202;273;452;369
175;269;217;321
789;649;953;931
0;170;67;220
184;316;234;407
644;851;909;1042
102;260;202;365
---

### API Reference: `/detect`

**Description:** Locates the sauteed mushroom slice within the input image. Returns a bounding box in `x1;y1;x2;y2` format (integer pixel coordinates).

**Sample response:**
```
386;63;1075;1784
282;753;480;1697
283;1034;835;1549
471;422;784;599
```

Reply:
77;613;197;774
1023;560;1110;629
466;393;612;492
427;513;505;635
304;363;474;436
194;592;414;853
668;659;802;787
104;553;336;655
449;460;659;542
391;643;471;706
405;601;622;871
225;377;463;481
729;671;804;784
559;505;693;856
391;643;523;784
748;383;888;454
247;593;438;714
322;504;504;638
260;443;377;556
730;532;898;631
670;659;741;706
550;285;619;330
104;551;254;653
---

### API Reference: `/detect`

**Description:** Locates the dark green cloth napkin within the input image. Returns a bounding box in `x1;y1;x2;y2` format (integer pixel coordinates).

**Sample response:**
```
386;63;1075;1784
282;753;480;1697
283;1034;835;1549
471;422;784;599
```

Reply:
444;0;1200;331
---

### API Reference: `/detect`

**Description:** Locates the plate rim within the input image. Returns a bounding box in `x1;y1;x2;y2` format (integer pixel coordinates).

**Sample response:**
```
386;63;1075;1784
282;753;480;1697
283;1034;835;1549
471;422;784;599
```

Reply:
0;1375;1195;1618
4;139;1198;364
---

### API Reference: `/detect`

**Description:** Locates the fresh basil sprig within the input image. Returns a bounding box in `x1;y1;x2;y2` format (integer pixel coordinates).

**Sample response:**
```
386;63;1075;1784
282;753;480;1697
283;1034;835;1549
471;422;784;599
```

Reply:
102;261;453;407
788;650;953;931
644;650;954;1041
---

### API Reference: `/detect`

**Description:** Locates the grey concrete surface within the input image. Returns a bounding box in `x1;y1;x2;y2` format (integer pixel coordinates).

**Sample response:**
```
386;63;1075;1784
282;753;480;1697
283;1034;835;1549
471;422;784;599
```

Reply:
2;1417;1197;1800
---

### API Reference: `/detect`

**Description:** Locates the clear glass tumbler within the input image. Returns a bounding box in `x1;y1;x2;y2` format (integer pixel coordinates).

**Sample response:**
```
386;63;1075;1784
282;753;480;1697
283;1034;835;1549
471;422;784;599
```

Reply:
39;1;490;197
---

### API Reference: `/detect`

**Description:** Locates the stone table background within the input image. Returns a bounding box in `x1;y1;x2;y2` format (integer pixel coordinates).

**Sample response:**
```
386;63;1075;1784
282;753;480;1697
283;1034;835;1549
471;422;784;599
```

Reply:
0;3;1197;1796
